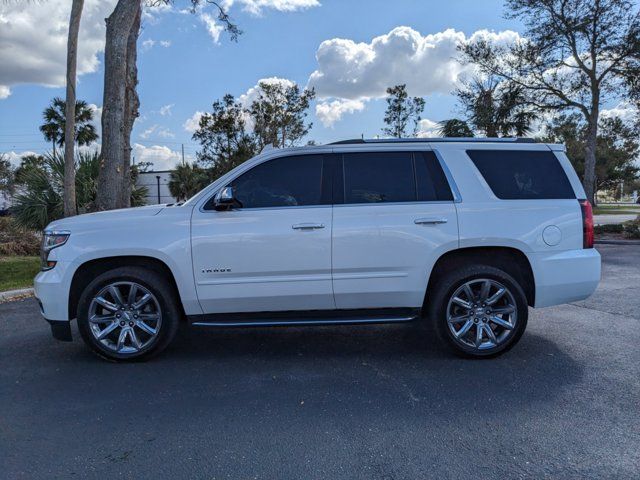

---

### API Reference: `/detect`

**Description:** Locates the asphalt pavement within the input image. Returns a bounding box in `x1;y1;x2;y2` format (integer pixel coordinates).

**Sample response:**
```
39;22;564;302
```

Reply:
1;245;639;479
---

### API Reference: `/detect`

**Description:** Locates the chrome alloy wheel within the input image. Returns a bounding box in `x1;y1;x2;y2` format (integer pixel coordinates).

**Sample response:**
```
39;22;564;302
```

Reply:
446;278;517;351
87;282;162;354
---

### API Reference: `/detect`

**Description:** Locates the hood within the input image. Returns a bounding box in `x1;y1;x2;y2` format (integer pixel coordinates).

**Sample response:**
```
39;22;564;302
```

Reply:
45;204;166;232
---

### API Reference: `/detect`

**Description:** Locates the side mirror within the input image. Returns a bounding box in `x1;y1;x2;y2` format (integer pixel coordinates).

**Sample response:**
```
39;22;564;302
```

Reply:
213;186;235;210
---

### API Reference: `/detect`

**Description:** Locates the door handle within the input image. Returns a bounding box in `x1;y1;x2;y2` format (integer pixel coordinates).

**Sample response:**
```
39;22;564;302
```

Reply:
414;217;448;225
292;223;325;230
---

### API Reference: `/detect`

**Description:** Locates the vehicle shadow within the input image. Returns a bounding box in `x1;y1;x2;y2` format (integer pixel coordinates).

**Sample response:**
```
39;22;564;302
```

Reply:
57;320;584;414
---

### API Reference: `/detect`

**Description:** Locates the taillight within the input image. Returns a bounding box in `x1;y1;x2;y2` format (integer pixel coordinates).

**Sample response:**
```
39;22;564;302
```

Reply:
579;199;594;249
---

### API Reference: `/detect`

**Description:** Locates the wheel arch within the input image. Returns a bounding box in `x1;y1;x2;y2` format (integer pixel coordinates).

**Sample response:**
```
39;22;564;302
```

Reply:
425;246;535;309
68;255;185;321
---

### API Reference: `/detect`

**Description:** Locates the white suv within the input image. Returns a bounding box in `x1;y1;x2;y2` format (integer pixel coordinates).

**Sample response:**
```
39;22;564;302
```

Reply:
35;138;600;361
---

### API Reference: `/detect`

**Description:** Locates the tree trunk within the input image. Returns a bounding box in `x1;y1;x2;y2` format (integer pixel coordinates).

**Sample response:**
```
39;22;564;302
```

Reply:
582;108;599;205
63;0;84;217
96;0;141;211
120;3;141;208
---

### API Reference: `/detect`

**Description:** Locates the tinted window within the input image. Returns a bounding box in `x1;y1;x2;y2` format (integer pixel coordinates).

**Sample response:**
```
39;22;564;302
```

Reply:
467;150;575;200
343;152;415;204
230;155;324;208
415;151;454;201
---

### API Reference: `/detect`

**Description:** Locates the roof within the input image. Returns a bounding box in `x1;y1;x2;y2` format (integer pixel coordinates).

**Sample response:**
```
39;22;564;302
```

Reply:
330;137;537;145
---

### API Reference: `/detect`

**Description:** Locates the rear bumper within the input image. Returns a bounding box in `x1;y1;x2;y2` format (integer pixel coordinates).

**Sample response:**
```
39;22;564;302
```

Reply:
530;248;601;308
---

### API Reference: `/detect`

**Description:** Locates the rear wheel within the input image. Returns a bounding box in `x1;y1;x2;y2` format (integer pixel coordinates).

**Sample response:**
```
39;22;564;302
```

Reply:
77;267;180;361
429;265;528;358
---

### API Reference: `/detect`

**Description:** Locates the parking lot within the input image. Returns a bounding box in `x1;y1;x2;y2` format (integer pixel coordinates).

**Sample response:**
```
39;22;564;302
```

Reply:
1;244;639;479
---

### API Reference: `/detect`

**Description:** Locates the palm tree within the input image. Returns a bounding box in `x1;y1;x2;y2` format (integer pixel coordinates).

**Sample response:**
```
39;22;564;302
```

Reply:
456;77;537;138
438;119;475;138
39;97;98;154
168;164;208;202
11;151;147;230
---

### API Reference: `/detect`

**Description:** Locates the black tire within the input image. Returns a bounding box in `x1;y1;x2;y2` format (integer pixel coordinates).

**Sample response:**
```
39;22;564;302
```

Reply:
427;264;528;358
77;266;180;362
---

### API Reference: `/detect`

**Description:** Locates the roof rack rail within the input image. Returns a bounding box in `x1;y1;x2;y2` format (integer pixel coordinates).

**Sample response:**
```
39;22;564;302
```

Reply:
330;137;538;145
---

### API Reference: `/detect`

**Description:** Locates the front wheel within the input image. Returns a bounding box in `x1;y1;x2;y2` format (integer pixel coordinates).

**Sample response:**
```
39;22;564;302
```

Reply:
429;265;528;358
77;266;180;361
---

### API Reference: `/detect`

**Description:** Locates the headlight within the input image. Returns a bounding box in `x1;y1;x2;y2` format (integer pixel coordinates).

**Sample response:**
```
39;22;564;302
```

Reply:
41;230;70;271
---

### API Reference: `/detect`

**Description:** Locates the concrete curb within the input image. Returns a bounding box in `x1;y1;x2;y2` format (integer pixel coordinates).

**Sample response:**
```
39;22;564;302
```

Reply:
595;239;640;246
0;287;34;302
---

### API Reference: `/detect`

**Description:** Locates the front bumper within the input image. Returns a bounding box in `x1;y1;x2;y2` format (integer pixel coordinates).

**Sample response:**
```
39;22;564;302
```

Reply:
531;248;601;308
34;260;74;321
34;260;76;341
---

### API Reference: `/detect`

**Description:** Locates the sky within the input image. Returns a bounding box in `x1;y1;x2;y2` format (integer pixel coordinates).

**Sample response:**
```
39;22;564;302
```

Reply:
0;0;636;170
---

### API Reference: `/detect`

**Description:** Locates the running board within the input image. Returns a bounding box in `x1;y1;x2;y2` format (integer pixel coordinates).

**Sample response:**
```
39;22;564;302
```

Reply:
188;308;421;328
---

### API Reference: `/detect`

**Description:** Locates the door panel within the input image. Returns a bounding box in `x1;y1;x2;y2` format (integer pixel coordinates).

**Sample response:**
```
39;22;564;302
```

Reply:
332;202;458;309
192;207;334;313
331;150;459;309
191;153;334;314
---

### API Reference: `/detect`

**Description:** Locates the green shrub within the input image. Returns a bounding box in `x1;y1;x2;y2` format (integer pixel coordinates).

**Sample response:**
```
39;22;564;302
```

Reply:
623;217;640;239
594;223;624;234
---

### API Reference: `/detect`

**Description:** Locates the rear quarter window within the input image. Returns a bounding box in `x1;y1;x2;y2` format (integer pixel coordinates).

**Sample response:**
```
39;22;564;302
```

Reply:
466;150;575;200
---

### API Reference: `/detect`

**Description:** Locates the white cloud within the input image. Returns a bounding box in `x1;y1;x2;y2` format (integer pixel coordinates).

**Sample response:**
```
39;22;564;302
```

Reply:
315;99;365;127
238;77;301;130
88;103;102;118
0;0;116;96
159;104;174;116
200;12;225;43
186;78;311;135
142;39;156;51
3;150;39;168
142;2;173;23
183;111;205;133
87;103;103;133
184;78;303;135
0;86;10;99
416;118;441;138
308;27;521;101
142;39;171;51
238;77;296;107
530;102;638;139
140;125;174;140
228;0;321;15
198;1;320;44
132;144;186;171
601;101;638;124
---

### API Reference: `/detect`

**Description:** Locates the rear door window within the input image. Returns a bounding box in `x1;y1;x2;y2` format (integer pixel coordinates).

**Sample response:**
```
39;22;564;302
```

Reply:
467;150;575;200
341;151;453;204
342;152;415;204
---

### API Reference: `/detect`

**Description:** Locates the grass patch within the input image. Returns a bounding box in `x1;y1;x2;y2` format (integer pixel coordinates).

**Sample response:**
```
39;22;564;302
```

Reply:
593;205;640;215
593;208;640;215
0;256;40;291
